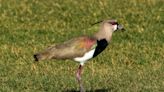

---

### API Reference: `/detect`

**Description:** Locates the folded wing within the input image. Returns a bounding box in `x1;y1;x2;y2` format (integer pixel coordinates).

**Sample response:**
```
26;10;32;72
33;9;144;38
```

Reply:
34;36;97;61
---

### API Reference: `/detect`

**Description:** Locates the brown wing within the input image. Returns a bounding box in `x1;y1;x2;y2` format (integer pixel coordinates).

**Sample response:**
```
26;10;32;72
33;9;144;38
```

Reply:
39;36;97;60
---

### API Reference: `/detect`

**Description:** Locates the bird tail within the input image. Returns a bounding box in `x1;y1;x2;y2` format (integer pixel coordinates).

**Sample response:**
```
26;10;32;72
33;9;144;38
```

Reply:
33;53;41;61
33;45;58;62
33;51;51;62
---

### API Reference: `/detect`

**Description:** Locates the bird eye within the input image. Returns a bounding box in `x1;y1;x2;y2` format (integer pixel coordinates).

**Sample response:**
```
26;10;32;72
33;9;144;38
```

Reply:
108;22;118;25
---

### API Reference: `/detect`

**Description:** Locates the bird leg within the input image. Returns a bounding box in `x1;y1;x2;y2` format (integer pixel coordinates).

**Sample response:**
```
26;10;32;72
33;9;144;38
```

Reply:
76;65;85;92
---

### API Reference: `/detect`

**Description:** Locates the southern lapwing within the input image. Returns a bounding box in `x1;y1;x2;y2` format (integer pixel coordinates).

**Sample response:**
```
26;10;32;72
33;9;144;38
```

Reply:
33;19;125;92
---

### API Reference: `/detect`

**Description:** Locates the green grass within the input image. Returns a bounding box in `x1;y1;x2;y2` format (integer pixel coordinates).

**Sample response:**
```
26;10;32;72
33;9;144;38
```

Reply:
0;0;163;91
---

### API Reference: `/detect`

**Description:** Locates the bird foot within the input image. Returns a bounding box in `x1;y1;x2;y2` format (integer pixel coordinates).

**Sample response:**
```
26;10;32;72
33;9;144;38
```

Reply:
80;84;85;92
76;65;85;92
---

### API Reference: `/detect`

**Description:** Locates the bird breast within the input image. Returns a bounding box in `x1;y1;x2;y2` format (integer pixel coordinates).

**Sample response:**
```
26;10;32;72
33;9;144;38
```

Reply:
74;49;96;65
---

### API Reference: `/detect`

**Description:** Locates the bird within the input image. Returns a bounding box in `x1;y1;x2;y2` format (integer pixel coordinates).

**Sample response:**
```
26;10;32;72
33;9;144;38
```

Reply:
33;19;125;92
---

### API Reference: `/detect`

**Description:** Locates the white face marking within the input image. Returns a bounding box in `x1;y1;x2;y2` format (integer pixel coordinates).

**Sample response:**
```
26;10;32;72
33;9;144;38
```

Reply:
74;49;95;65
113;25;118;31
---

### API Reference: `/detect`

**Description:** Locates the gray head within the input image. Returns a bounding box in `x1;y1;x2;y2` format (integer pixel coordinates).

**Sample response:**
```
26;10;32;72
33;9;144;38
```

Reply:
101;19;125;32
94;19;125;41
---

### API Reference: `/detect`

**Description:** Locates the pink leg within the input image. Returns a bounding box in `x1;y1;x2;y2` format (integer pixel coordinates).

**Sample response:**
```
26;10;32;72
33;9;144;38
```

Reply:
76;65;85;92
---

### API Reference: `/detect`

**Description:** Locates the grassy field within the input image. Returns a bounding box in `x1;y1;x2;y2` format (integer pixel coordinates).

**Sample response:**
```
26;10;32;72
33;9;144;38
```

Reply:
0;0;163;92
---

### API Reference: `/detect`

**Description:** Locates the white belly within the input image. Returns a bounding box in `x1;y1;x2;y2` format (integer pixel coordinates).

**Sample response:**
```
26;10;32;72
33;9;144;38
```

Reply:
74;49;95;65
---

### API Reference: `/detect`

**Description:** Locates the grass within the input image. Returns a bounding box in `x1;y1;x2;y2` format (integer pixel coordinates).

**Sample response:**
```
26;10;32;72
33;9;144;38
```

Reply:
0;0;163;91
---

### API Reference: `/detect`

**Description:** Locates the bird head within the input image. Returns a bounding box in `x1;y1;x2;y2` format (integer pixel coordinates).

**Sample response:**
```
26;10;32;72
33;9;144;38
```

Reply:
102;19;125;32
93;19;125;42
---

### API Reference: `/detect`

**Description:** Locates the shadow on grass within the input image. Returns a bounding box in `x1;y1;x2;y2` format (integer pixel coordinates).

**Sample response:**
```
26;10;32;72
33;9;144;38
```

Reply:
64;88;112;92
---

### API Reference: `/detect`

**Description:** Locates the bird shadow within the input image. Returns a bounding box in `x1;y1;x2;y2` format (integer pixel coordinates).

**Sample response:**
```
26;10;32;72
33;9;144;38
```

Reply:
64;88;112;92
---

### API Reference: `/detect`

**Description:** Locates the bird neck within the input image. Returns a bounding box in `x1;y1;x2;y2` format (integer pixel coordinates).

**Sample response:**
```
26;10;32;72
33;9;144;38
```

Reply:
94;28;113;42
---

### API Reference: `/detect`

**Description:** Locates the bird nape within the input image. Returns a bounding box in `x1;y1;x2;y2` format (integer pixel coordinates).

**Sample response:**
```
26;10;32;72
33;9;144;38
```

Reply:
33;19;125;92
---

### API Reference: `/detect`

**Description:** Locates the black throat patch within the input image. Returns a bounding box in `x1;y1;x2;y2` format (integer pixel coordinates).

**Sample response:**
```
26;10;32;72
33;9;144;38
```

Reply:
93;39;108;58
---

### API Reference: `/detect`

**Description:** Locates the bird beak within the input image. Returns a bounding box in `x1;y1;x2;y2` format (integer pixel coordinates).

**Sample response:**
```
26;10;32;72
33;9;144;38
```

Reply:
117;24;125;31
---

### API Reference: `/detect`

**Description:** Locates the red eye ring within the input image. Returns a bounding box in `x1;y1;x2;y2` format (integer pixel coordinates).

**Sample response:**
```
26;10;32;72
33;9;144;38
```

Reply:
108;22;118;25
